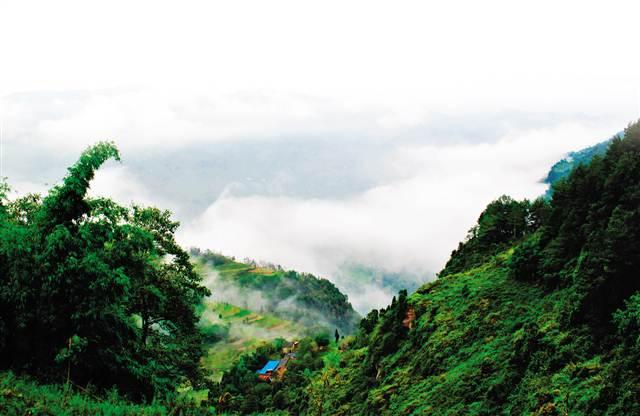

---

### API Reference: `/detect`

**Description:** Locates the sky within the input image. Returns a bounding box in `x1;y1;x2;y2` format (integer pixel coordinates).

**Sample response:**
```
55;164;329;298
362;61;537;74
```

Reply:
1;0;639;311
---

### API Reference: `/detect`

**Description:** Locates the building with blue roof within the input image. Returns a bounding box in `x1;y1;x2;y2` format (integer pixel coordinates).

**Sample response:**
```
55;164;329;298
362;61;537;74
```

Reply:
257;360;280;378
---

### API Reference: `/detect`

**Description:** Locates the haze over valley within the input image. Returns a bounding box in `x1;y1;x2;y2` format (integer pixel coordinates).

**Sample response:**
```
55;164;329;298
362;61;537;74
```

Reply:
2;2;640;414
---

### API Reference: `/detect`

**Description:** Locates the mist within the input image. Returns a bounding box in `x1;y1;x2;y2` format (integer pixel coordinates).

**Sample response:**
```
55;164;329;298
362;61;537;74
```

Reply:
2;0;639;312
177;122;620;311
200;268;343;331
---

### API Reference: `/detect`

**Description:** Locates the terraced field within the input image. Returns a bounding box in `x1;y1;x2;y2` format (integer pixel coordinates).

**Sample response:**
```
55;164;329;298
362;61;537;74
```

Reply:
199;300;303;381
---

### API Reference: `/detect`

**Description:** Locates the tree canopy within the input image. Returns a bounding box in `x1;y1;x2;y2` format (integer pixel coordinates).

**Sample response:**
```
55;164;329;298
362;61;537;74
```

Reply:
0;142;209;400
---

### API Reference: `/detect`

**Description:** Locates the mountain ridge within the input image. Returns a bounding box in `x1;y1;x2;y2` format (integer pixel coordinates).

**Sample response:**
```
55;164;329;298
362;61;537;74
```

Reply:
210;121;640;415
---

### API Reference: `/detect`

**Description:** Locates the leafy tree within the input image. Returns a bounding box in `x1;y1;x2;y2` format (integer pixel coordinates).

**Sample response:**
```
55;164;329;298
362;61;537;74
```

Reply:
508;234;541;282
0;142;209;400
441;196;545;276
533;123;640;331
315;332;331;348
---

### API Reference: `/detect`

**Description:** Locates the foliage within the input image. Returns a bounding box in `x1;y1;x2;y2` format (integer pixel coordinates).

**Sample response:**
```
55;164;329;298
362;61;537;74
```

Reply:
441;195;549;276
300;121;640;415
208;337;326;415
534;123;640;331
3;122;640;415
198;302;303;382
0;143;209;401
207;121;640;415
508;232;542;282
544;136;614;198
194;251;361;334
0;371;211;415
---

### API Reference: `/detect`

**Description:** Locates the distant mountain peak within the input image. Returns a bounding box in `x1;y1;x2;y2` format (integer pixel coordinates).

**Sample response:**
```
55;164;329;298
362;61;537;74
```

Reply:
543;131;622;198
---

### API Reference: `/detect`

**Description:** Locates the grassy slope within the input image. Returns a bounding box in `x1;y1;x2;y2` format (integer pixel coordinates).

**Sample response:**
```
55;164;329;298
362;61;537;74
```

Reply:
194;253;361;334
196;259;305;381
200;300;303;381
0;372;191;416
327;250;616;415
378;251;546;415
213;260;283;291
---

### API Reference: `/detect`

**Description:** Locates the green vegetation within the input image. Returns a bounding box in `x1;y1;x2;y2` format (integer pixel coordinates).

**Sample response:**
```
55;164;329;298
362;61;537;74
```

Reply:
210;121;640;415
440;194;548;276
3;121;640;415
0;372;207;415
193;251;361;335
544;135;614;198
193;253;360;384
324;122;640;415
0;143;211;410
208;336;334;415
199;301;303;381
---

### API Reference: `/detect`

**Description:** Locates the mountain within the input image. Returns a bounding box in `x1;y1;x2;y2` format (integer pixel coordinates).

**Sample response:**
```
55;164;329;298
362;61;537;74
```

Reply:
0;139;362;413
332;263;423;313
3;123;640;415
193;250;360;335
198;300;305;382
192;250;361;381
211;121;640;415
543;133;619;198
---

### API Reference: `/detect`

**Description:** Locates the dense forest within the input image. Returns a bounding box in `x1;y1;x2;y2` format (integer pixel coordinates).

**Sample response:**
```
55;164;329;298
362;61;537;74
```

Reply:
543;136;613;198
2;121;640;414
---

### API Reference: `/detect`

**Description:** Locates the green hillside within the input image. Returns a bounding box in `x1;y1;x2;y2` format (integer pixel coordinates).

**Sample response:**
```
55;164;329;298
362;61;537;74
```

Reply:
193;251;361;335
0;140;361;414
331;122;640;414
543;134;616;198
0;371;205;415
2;122;640;415
199;301;304;382
212;122;640;415
193;252;359;382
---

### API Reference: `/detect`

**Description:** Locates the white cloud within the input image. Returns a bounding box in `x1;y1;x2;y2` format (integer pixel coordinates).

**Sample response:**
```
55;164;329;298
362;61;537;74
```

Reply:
2;1;639;119
88;164;180;213
2;0;639;312
1;88;393;154
177;122;618;300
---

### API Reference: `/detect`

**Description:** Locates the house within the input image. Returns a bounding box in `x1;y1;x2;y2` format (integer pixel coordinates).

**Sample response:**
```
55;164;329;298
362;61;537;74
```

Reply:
257;352;297;382
256;360;280;382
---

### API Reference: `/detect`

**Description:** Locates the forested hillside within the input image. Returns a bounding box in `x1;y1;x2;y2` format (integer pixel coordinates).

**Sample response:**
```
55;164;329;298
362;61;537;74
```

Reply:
315;122;640;415
543;136;614;197
193;251;359;381
194;250;360;334
2;122;640;415
0;142;360;414
210;121;640;415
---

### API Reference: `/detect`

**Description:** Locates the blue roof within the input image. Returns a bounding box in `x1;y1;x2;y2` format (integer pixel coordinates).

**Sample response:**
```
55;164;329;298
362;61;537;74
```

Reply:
257;360;280;374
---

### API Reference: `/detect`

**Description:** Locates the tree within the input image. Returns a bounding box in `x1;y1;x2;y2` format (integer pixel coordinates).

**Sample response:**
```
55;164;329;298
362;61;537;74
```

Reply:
314;332;331;349
508;234;541;282
0;142;210;400
441;196;542;276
